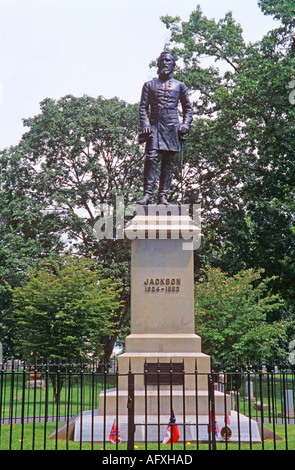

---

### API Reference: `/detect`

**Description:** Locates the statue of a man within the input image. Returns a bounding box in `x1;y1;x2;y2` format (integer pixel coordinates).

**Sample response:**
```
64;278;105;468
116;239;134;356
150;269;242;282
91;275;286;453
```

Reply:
137;51;193;206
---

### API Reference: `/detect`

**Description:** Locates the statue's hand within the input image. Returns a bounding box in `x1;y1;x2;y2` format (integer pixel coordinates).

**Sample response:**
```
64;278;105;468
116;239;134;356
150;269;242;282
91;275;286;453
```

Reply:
138;127;153;144
142;127;152;135
179;125;188;135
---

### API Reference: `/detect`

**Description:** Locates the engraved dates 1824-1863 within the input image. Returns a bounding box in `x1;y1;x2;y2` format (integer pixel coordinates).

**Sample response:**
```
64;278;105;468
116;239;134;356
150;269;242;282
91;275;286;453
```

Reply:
144;277;181;293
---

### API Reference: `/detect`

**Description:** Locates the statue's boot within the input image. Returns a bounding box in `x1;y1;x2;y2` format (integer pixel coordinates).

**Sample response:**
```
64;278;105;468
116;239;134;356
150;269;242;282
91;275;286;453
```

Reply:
158;194;170;206
137;194;151;205
136;157;158;205
157;153;174;206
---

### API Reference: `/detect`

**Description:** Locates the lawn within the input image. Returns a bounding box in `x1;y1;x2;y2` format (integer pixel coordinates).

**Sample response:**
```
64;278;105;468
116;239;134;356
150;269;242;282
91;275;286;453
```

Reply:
1;368;294;450
0;421;294;451
0;370;116;422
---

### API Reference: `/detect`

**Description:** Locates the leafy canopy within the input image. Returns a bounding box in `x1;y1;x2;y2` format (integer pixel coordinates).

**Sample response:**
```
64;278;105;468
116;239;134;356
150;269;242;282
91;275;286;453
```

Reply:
160;3;295;307
195;267;286;362
0;95;140;358
9;255;122;361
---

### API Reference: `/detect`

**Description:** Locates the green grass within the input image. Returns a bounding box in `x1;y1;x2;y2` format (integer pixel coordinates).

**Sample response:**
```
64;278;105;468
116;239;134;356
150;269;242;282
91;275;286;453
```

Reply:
0;373;116;421
1;372;294;450
0;422;294;451
1;374;290;422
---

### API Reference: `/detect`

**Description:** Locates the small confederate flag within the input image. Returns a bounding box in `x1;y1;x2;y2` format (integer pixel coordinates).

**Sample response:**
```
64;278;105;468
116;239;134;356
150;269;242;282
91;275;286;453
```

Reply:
210;411;220;438
162;410;180;444
214;417;220;438
109;418;122;443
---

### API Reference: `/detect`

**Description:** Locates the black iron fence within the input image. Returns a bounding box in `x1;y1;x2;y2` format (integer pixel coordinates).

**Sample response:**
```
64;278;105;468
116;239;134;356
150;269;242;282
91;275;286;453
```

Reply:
0;359;294;451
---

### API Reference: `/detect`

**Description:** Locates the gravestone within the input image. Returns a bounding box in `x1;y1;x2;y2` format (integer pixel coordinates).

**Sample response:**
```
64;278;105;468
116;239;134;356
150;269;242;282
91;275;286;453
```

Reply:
283;390;294;418
245;380;255;402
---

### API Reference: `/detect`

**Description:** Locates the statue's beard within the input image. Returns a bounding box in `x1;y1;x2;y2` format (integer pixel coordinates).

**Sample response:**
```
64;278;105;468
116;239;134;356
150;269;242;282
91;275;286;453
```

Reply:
158;66;173;79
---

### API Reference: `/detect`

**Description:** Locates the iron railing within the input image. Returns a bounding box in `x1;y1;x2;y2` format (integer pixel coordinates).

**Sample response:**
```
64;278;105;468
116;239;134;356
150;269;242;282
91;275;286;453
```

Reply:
0;359;294;451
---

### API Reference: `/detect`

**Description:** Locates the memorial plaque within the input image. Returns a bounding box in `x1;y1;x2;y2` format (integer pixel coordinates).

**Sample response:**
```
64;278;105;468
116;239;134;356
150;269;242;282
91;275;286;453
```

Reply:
144;362;184;386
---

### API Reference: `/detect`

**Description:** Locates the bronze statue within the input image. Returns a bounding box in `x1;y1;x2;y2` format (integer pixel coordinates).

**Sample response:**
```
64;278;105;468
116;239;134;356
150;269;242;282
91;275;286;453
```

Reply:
137;51;193;206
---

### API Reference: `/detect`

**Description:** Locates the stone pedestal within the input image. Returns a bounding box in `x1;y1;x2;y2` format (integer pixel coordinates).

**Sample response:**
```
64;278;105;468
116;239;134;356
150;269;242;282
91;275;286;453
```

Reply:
98;206;229;429
51;206;261;443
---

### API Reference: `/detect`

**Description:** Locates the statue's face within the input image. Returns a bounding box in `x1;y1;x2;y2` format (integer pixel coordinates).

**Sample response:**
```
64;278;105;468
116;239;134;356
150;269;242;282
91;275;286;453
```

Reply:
158;54;174;78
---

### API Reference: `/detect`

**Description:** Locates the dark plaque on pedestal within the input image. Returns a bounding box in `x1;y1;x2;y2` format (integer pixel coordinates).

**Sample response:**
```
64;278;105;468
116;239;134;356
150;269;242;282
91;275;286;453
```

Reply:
144;362;184;386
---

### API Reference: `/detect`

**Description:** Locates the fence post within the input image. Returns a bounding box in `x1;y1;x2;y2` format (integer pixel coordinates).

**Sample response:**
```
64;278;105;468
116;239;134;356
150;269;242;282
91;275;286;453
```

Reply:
127;361;135;450
208;372;216;450
259;362;265;448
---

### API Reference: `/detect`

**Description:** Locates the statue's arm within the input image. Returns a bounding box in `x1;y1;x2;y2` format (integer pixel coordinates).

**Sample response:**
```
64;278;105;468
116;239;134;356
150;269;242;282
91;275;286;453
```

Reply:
139;82;152;134
179;83;193;133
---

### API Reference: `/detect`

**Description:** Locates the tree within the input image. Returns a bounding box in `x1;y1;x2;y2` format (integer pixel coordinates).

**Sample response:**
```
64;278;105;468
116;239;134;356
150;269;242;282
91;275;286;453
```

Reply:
0;95;141;359
0;145;65;354
2;3;295;362
20;94;142;249
9;254;122;361
160;4;295;321
258;0;295;25
194;266;287;362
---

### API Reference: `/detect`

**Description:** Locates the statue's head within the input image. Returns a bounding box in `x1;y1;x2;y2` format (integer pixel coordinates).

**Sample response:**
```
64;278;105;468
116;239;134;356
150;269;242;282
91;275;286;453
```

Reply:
157;51;175;78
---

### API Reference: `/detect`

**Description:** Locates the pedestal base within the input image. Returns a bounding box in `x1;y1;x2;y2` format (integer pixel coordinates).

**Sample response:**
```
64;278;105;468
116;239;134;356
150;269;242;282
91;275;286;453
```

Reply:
115;351;211;391
98;388;230;417
96;350;231;432
67;411;262;444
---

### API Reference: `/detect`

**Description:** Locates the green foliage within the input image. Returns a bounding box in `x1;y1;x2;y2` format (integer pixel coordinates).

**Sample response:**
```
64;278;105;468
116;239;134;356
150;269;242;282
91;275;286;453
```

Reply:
161;3;295;314
258;0;295;24
0;146;65;354
1;2;295;362
20;94;142;246
195;267;287;362
9;255;122;360
0;95;140;358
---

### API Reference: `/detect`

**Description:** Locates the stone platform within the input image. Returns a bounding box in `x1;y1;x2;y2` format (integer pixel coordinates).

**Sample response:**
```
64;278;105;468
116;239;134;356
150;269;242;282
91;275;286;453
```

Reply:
69;410;261;443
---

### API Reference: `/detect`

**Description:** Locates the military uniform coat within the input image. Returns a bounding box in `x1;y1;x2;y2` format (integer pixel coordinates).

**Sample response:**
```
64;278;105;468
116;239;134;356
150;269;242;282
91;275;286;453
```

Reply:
139;77;193;152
